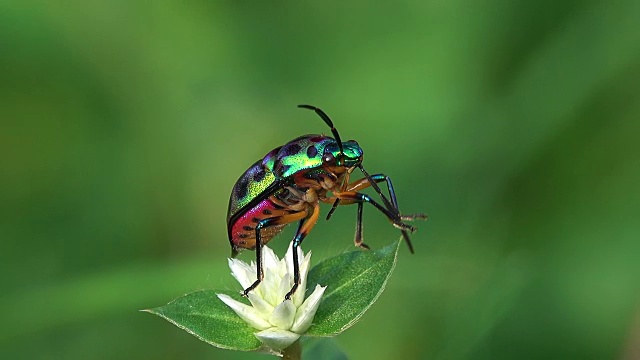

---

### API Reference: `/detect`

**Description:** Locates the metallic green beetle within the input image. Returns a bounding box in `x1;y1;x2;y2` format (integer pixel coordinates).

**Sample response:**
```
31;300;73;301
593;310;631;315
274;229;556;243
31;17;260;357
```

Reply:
227;105;426;300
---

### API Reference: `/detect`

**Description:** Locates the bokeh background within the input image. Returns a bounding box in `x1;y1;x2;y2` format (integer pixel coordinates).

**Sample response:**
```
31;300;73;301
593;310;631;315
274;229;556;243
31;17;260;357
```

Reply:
2;1;639;359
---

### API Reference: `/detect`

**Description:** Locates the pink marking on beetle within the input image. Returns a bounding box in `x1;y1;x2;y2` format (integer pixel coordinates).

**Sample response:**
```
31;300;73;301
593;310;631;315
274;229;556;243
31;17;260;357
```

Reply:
230;198;286;250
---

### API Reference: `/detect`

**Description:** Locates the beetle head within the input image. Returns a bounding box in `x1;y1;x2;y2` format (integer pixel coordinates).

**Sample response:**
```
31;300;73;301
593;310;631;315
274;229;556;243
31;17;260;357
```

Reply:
322;140;363;170
298;104;364;171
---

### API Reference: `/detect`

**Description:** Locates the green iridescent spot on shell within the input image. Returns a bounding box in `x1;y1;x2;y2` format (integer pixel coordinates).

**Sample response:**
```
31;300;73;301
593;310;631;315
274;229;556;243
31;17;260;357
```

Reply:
228;161;276;220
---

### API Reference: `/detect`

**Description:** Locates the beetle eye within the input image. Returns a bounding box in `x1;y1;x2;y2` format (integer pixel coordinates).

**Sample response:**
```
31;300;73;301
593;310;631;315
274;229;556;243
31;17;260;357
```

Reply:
323;153;335;164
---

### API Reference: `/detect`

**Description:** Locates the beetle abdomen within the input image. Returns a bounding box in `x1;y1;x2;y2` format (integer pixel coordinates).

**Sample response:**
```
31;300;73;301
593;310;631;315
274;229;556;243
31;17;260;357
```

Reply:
229;198;291;251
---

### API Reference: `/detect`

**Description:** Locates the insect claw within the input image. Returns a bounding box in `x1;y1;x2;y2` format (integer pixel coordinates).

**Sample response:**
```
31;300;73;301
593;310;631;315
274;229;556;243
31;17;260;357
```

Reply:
401;213;428;221
242;278;261;298
284;283;298;301
392;222;416;232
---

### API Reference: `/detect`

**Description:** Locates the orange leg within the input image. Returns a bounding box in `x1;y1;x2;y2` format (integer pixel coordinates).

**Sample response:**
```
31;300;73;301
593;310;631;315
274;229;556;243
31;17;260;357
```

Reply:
322;174;427;253
324;175;427;221
344;177;376;192
324;174;395;219
285;202;321;300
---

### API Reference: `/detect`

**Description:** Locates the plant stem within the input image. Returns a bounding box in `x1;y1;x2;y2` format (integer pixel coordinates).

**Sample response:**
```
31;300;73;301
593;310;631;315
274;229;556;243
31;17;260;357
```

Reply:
281;339;301;360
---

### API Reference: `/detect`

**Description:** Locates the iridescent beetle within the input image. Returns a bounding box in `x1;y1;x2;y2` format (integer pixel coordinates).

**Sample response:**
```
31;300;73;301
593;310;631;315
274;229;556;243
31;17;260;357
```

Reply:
227;105;426;300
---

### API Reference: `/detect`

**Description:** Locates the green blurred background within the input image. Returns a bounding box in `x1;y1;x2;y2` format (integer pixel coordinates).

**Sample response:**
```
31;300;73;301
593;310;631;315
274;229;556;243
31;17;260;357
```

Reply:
2;1;639;359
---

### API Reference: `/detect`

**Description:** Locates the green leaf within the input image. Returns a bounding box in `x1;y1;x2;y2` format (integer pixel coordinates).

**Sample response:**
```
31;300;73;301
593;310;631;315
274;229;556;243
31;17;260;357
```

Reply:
143;290;261;351
145;240;401;350
305;240;401;336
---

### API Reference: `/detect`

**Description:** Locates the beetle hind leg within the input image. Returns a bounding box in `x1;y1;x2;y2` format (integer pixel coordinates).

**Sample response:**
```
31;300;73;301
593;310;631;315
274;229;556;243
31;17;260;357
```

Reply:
241;211;307;298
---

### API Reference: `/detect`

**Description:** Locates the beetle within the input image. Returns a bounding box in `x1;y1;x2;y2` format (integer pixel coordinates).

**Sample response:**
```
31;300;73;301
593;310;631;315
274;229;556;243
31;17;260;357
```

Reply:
227;105;426;300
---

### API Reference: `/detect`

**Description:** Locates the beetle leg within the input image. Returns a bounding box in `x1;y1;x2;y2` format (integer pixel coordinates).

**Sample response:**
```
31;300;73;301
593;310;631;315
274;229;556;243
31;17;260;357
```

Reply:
344;174;398;209
327;198;369;250
285;202;321;300
325;175;389;221
325;174;427;222
325;175;390;221
354;201;370;250
350;174;428;222
331;191;418;253
242;210;307;297
357;165;398;219
332;191;415;231
325;199;341;220
323;170;352;221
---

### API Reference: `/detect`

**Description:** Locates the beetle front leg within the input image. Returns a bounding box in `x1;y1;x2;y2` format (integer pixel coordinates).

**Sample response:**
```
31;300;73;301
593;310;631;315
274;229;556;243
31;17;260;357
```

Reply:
241;211;307;297
328;192;414;231
326;173;399;221
343;173;399;210
326;174;427;222
344;173;429;221
354;201;370;250
322;197;369;249
332;191;418;253
325;174;383;221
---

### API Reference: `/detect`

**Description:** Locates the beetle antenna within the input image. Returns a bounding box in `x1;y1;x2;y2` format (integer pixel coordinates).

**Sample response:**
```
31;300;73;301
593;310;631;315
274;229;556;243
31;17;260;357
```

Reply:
298;105;344;155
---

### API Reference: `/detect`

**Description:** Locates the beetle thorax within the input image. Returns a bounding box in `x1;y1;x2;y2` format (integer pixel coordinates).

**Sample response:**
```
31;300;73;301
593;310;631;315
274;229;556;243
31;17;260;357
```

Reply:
319;173;337;190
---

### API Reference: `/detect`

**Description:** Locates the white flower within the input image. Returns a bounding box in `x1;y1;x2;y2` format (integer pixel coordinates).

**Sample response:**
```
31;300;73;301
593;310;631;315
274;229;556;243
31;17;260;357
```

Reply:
217;242;326;351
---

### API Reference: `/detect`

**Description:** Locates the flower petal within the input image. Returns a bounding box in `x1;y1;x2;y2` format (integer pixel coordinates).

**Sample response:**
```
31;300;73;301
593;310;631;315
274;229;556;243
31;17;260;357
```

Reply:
260;247;284;302
228;258;255;289
216;294;271;330
255;328;300;351
269;299;296;330
276;273;294;303
292;251;313;307
274;248;287;279
284;242;304;277
291;285;326;333
262;266;281;306
262;246;280;275
247;292;274;318
221;242;324;343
